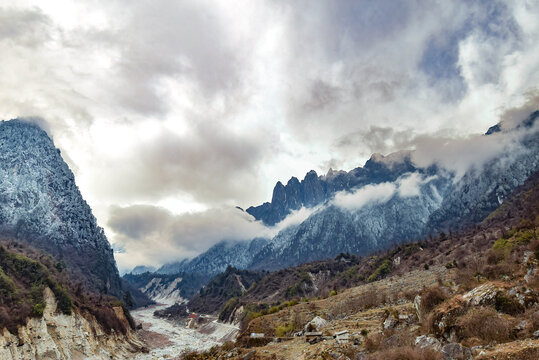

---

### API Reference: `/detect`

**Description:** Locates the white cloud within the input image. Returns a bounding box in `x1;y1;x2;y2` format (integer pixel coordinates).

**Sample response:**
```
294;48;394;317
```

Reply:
0;0;538;264
398;173;435;198
108;205;271;271
333;182;396;211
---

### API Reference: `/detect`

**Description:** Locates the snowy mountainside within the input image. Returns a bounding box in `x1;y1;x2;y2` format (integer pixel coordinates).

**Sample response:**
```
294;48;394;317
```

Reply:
246;152;417;226
246;111;539;270
248;173;451;270
157;237;268;276
130;110;539;300
0;119;122;296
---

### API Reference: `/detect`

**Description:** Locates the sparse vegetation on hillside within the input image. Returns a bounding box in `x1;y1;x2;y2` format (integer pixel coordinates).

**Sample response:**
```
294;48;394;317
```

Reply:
182;169;539;359
0;238;135;335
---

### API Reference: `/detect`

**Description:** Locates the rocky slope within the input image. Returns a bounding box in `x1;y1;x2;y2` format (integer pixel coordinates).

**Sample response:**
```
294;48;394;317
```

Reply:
0;287;146;360
183;165;539;360
0;119;121;296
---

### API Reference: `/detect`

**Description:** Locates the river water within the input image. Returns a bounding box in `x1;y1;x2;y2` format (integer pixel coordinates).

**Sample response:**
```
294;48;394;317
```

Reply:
131;304;238;359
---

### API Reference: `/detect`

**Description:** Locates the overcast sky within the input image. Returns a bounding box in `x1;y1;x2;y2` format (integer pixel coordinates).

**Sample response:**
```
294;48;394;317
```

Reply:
1;0;538;271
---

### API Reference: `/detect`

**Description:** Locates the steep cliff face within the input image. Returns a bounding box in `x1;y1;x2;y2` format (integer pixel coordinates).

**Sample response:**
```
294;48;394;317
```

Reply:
0;288;146;360
0;119;121;296
246;152;417;226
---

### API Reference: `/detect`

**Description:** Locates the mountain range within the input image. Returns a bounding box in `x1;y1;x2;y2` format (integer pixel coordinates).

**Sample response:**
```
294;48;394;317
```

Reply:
147;110;538;283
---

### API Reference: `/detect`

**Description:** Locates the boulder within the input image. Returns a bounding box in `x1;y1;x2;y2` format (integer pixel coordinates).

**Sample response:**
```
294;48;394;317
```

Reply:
414;335;442;351
441;343;472;360
304;316;328;331
383;317;397;329
462;283;502;307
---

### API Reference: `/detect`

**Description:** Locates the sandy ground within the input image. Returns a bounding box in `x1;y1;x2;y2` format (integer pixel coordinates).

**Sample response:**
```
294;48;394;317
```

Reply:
132;304;238;359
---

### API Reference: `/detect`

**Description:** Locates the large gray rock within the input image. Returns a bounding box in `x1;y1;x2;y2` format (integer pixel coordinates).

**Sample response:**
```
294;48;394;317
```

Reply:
441;343;472;360
414;335;442;351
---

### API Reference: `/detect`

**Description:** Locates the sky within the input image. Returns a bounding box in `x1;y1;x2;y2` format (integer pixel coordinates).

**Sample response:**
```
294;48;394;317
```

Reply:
0;0;538;272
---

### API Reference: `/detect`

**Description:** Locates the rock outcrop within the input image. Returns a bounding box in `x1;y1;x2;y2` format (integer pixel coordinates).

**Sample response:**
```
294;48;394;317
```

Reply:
0;288;146;360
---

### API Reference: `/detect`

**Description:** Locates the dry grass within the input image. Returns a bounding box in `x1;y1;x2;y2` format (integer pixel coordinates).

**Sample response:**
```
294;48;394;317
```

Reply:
420;285;448;315
456;307;512;344
366;346;443;360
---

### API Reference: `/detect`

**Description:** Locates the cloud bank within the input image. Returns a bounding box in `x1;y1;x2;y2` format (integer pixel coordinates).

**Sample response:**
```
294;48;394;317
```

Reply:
0;1;538;269
109;205;271;271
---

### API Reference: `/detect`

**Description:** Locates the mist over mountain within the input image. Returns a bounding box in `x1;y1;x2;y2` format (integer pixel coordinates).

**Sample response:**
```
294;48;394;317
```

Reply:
153;110;538;279
246;152;417;226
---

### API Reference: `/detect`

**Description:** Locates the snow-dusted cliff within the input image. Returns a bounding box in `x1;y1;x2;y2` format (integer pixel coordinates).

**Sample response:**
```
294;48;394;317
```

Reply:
0;119;122;295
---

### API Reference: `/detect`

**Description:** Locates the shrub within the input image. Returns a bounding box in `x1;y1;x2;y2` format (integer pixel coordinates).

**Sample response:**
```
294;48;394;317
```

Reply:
456;307;511;344
366;346;443;360
514;229;535;245
32;303;45;317
90;306;127;335
286;299;299;307
275;322;294;337
420;285;447;315
367;260;392;282
49;283;72;315
493;238;512;252
495;293;524;315
364;333;384;352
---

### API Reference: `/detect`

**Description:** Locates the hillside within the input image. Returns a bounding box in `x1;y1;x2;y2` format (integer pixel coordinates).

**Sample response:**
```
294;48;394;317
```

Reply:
123;271;212;304
183;161;539;360
154;267;267;320
0;237;147;358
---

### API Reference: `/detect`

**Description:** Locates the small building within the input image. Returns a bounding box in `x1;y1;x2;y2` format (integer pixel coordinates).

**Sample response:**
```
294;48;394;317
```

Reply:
334;330;349;344
188;313;198;319
250;333;265;338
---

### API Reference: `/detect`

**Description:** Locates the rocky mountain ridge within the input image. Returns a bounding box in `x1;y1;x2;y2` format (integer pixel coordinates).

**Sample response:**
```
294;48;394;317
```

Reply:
0;119;122;296
246;151;417;226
